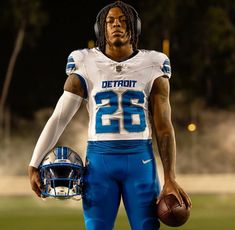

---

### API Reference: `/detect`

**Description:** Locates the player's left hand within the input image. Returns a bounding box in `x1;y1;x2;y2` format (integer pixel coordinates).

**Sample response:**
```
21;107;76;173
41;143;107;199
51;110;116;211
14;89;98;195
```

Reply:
157;179;192;209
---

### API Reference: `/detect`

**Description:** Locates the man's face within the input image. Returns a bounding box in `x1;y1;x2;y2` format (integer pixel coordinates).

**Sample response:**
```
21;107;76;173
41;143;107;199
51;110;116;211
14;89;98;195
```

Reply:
105;7;131;47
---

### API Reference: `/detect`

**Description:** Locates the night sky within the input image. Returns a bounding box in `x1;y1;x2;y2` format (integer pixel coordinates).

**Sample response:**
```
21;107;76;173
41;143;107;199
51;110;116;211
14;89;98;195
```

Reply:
0;0;139;118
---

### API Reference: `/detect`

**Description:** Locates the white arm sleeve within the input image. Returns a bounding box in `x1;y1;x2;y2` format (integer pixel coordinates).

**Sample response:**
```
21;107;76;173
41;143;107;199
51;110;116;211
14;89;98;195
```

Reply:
29;91;83;168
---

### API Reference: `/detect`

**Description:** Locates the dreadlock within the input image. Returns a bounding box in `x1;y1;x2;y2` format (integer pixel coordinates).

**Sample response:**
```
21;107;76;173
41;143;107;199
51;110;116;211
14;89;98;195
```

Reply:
95;1;139;53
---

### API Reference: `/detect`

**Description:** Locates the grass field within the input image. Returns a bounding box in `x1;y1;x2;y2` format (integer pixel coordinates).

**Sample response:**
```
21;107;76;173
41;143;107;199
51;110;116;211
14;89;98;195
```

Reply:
0;194;235;230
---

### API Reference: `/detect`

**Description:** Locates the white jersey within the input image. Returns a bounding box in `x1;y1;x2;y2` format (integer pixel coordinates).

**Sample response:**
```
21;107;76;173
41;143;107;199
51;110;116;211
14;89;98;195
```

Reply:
66;48;171;142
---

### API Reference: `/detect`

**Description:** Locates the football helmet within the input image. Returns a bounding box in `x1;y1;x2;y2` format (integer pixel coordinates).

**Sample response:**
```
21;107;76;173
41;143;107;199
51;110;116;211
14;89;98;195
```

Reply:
39;146;84;200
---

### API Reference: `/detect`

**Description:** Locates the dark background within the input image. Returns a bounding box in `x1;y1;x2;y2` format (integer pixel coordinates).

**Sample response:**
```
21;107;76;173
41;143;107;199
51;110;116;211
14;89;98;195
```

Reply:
0;0;139;118
1;0;235;119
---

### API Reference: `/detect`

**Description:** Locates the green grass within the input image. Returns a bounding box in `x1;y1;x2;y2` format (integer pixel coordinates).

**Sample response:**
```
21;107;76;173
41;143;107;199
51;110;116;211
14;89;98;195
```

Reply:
0;194;235;230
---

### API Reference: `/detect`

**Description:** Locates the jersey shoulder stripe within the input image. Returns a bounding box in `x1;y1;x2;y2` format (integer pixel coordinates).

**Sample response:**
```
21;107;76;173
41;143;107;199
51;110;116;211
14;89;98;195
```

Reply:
147;50;172;78
65;49;88;75
65;49;89;99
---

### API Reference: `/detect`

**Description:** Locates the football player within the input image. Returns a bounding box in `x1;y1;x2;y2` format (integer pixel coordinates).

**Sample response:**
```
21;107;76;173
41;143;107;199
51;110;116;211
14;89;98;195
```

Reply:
28;1;192;229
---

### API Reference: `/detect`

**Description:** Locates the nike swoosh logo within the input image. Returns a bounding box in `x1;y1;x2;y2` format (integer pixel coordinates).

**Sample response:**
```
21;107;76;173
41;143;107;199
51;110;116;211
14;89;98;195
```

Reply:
142;159;153;164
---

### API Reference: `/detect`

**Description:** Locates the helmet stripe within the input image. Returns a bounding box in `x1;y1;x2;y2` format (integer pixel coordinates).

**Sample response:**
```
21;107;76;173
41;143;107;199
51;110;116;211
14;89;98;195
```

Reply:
55;147;62;159
62;147;68;159
55;146;69;160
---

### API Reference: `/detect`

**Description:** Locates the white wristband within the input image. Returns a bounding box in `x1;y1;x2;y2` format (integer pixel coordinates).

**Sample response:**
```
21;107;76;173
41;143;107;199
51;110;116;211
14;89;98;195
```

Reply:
29;91;83;168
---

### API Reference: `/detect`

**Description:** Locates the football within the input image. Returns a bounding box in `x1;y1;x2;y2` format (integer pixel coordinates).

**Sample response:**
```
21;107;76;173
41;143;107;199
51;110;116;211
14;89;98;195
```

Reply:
156;194;190;227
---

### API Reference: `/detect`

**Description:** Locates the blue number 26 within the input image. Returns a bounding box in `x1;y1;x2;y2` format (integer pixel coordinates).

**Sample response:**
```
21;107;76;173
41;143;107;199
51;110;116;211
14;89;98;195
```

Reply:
94;90;146;133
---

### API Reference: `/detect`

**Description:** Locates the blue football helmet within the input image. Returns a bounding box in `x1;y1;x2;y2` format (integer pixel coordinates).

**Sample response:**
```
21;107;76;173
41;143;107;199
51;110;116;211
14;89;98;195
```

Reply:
39;146;84;200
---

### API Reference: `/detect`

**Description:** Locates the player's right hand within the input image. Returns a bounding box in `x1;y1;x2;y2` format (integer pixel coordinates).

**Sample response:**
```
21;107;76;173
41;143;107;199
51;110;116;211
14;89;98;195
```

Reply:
28;166;42;197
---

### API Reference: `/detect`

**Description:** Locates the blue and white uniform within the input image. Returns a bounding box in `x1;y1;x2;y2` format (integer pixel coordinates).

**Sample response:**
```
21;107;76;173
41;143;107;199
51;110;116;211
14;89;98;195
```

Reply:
66;48;171;230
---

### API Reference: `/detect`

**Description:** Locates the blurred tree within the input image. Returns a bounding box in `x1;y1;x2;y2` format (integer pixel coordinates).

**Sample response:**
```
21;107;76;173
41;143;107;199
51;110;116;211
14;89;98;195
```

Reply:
197;3;235;107
0;0;48;138
139;0;177;51
139;0;235;108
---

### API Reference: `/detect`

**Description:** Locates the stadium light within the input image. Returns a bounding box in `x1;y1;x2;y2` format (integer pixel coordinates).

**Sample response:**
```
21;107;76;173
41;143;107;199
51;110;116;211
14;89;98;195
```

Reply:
88;40;95;48
162;38;170;57
187;123;197;132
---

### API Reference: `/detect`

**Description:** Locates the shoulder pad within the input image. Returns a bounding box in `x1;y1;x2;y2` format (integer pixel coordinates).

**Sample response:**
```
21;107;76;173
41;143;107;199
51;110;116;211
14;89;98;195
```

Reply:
150;50;171;77
66;49;87;75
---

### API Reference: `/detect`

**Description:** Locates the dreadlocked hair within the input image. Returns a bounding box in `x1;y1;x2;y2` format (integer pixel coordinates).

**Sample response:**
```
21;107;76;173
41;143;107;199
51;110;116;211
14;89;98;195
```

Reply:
95;1;139;53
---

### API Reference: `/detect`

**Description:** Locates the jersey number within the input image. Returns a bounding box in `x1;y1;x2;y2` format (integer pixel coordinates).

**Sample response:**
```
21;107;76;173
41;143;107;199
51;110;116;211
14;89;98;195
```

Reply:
95;90;146;133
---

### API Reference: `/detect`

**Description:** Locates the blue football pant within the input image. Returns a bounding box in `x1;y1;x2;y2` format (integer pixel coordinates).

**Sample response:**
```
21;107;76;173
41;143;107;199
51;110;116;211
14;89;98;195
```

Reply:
82;150;161;230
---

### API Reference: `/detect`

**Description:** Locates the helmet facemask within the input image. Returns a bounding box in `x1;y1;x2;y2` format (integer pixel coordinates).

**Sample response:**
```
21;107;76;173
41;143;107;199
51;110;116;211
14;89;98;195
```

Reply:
39;147;84;200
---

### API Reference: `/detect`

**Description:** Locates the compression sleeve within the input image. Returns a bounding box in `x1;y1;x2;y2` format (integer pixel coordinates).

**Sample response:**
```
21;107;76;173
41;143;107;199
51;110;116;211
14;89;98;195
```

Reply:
29;91;83;168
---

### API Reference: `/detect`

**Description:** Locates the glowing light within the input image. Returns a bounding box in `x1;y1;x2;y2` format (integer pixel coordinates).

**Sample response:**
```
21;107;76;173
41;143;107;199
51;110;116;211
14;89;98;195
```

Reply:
88;40;95;48
163;39;170;56
187;123;197;132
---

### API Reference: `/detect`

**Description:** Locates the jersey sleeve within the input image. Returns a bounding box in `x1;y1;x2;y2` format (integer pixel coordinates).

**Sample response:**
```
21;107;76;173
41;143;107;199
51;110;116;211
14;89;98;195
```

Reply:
148;51;172;92
65;50;88;99
150;51;171;79
65;50;85;76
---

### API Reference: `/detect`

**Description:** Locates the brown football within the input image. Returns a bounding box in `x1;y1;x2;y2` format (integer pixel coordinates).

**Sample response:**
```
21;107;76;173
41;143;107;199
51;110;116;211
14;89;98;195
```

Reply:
156;194;190;227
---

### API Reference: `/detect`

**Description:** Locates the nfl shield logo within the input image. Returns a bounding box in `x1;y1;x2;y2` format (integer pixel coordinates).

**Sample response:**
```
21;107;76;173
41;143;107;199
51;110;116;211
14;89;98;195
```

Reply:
116;65;122;72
